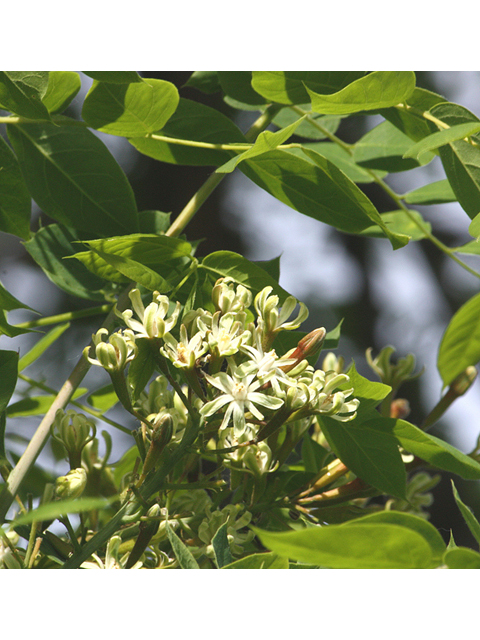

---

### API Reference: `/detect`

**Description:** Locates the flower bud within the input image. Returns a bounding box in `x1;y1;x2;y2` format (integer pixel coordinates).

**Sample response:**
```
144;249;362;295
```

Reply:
390;398;410;420
52;409;96;468
242;442;272;476
282;328;326;372
55;468;87;500
84;328;137;372
450;366;477;397
140;414;174;480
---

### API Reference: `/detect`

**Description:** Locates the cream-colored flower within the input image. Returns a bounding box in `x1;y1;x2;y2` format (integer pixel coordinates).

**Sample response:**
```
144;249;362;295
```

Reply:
118;289;180;339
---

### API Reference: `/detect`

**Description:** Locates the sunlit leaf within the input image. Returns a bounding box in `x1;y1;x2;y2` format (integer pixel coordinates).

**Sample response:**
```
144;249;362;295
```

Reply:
0;71;50;119
404;179;457;205
42;71;81;115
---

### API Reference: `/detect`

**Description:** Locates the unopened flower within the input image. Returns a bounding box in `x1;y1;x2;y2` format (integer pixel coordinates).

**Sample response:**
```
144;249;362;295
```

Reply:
212;278;252;314
84;328;137;372
51;409;96;468
118;289;181;339
254;287;308;347
55;467;87;500
200;366;284;437
199;311;251;359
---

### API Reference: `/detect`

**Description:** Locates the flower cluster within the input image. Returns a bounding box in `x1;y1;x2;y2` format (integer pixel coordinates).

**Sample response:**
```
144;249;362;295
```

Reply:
85;278;359;457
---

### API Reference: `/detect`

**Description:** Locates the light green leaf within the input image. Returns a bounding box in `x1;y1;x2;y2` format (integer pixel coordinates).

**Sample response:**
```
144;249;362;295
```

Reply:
7;121;139;237
200;251;291;302
24;224;111;301
12;495;119;526
18;322;70;371
82;72;143;84
253;522;434;568
404;179;457;205
42;71;81;114
341;510;446;563
87;384;118;411
451;480;480;545
240;149;409;250
380;87;447;143
358;209;432;241
437;291;480;387
0;71;50;119
272;107;342;140
443;547;480;568
307;71;416;115
216;116;307;173
82;78;179;137
251;71;367;105
469;212;480;239
72;234;193;283
222;552;288;569
88;249;172;292
404;122;480;160
453;240;480;256
129;98;246;166
127;339;156;401
429;102;480;220
7;388;87;417
0;135;31;240
392;419;480;480
212;522;234;568
353;120;434;172
165;519;200;569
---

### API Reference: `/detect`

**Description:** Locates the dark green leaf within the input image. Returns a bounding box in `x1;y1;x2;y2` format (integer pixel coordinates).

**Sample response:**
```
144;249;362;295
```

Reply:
82;72;143;84
42;71;81;115
240;149;408;250
82;78;179;137
8;120;139;237
0;350;18;414
127;339;156;401
380;87;447;143
212;522;234;568
443;547;480;568
0;280;36;337
392;419;480;480
217;71;267;107
404;179;457;205
165;519;200;569
184;71;221;94
129;98;246;166
429;102;480;219
451;480;480;545
302;435;330;474
307;71;416;115
88;248;173;292
353;120;434;172
222;552;288;569
272;107;342;140
0;71;50;119
24;224;111;301
358;209;432;242
437;291;480;387
138;210;171;234
253;522;434;568
251;72;367;105
0;135;31;240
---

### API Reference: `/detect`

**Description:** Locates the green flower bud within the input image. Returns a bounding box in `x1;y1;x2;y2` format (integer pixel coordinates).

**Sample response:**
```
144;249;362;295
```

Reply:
52;409;96;468
55;468;87;500
84;328;137;372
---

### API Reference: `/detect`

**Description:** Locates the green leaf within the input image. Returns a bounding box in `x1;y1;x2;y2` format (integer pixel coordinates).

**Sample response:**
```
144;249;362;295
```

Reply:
127;339;156;401
7;388;87;417
289;143;386;183
253;522;434;568
0;280;37;337
0;135;31;240
165;519;200;569
454;239;480;256
18;322;70;371
380;87;447;143
72;234;193;283
437;291;480;387
429;102;480;220
82;78;179;137
319;414;407;498
12;495;119;526
345;361;392;418
469;213;480;240
272;107;342;140
200;250;291;302
7;120;139;237
212;522;234;568
451;480;480;545
129;98;246;166
307;71;416;115
443;547;480;568
87;384;118;411
240;149;408;250
358;209;432;242
82;72;143;84
184;71;221;95
0;351;18;414
343;510;446;563
222;552;288;569
302;434;330;474
392;419;480;480
24;224;110;301
42;71;81;115
0;71;50;119
353;120;434;172
251;72;367;106
138;210;171;234
217;71;267;107
216;116;307;173
404;179;457;205
403;122;480;160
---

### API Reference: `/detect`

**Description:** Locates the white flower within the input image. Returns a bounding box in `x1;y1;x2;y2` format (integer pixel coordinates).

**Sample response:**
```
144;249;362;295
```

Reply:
118;289;180;339
84;328;137;372
161;325;207;369
254;286;308;337
200;366;284;438
199;311;251;359
211;278;252;314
